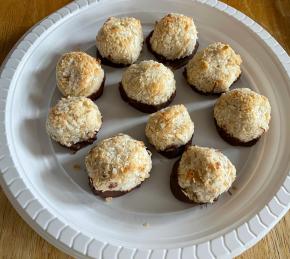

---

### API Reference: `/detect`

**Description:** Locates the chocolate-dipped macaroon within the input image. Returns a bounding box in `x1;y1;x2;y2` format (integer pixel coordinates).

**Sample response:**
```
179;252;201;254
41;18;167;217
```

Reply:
85;134;152;199
171;145;236;204
46;97;102;151
120;60;176;113
56;51;105;101
147;13;199;69
96;17;143;67
145;104;194;158
214;88;271;146
185;42;242;95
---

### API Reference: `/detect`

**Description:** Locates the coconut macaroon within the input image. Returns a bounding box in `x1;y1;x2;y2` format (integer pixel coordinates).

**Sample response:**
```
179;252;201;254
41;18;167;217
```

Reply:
214;88;271;146
96;17;143;67
85;134;152;198
171;145;236;204
56;51;105;100
185;42;242;95
46;97;102;151
145;105;194;158
147;13;199;69
120;60;176;113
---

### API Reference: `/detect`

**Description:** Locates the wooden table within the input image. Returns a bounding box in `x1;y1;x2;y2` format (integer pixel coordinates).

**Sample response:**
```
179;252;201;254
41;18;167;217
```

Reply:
0;0;289;258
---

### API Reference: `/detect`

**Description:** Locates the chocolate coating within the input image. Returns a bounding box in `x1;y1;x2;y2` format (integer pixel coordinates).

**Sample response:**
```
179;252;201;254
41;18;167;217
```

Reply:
58;133;98;152
158;134;193;159
88;177;141;198
96;48;131;68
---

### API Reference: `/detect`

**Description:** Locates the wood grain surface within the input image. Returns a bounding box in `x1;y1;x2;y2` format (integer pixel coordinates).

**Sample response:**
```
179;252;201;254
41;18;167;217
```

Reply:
0;0;289;258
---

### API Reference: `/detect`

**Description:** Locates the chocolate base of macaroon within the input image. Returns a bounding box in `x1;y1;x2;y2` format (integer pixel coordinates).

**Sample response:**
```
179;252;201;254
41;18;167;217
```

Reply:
88;177;141;199
96;49;132;68
214;118;260;146
119;82;176;113
146;31;199;69
170;159;217;204
87;75;106;101
58;133;98;152
158;135;193;159
183;69;242;96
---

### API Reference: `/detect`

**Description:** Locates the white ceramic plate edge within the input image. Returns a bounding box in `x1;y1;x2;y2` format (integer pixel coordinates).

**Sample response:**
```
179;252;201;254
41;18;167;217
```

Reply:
0;0;290;258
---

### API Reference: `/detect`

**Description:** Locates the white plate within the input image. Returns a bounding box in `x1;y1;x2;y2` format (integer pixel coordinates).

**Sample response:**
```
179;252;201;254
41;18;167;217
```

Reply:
0;0;290;258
